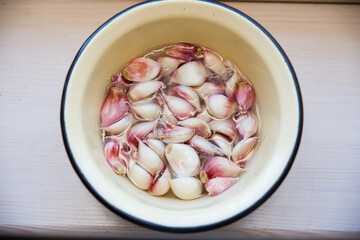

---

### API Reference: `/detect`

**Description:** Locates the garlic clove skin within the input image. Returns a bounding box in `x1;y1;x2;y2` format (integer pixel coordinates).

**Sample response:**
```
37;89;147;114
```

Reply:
188;135;224;157
122;58;161;82
101;87;129;128
170;61;207;87
203;49;227;79
169;85;201;112
205;94;235;119
138;140;164;176
149;169;171;196
165;43;198;62
196;107;212;123
165;143;200;177
193;82;225;99
112;75;134;91
236;82;256;113
128;80;165;102
231;137;258;166
179;118;211;138
127;120;158;146
225;68;240;99
157;56;184;77
103;114;132;135
209;120;238;141
235;111;258;140
169;177;203;200
200;157;243;183
132;101;161;121
145;139;165;158
164;95;197;120
127;160;153;190
205;177;239;196
161;104;178;125
209;134;233;157
158;126;195;144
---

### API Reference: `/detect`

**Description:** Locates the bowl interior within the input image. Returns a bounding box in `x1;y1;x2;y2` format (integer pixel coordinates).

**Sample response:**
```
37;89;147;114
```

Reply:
62;0;301;230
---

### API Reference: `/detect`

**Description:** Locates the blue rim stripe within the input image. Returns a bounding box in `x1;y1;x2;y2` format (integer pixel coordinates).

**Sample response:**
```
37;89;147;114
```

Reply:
60;0;303;233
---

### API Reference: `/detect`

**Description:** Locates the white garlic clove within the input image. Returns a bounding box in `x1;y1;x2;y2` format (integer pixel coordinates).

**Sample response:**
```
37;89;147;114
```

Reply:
127;160;153;190
231;137;258;166
161;104;178;125
149;169;171;196
122;58;161;82
209;120;238;141
132;101;161;121
209;134;233;157
188;135;224;157
200;157;243;183
165;43;198;62
169;85;201;112
225;68;240;99
165;143;200;177
179;118;211;138
203;49;227;79
145;139;165;158
193;82;225;99
169;177;203;200
138;141;164;176
196;106;212;123
164;95;197;120
158;126;195;143
127;120;158;146
157;56;184;77
205;94;235;119
101;87;129;128
236;82;255;113
104;137;127;175
170;61;207;86
205;177;239;196
128;80;165;102
235;111;258;140
103;114;132;135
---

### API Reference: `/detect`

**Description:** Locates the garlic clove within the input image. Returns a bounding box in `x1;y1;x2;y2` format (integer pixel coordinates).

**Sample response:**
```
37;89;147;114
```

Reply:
165;143;200;177
209;120;238;141
200;157;243;183
158;126;195;143
111;75;134;90
132;101;161;121
235;111;258;140
170;61;207;86
169;177;203;200
145;139;165;158
138;140;164;176
196;106;212;123
127;120;158;146
193;82;225;99
103;137;127;175
101;87;129;128
103;114;132;135
157;56;184;77
165;43;198;62
188;135;224;157
161;104;178;125
205;94;235;119
122;58;161;82
205;177;239;196
127;160;153;190
203;49;227;79
169;85;201;112
231;137;258;166
107;158;127;175
128;80;165;102
236;82;255;112
149;169;171;196
225;68;240;99
209;134;233;157
163;95;197;120
179;118;211;138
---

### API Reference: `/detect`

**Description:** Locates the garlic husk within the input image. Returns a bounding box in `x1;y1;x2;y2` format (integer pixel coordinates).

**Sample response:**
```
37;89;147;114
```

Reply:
200;157;243;183
225;68;240;99
161;104;178;125
203;49;227;79
196;107;212;123
149;169;171;196
193;82;225;99
205;94;235;119
188;135;224;157
205;177;239;196
138;140;164;176
231;137;258;166
170;177;203;200
122;57;161;82
164;95;196;120
209;120;238;141
179;118;211;138
132;101;161;121
157;56;184;77
112;75;134;91
127;160;153;190
103;114;132;135
128;80;165;102
165;43;198;62
236;82;255;113
235;111;258;140
170;61;207;86
101;87;129;128
158;126;195;143
104;137;127;175
165;143;200;177
127;120;158;146
145;139;165;158
209;134;233;157
169;85;201;112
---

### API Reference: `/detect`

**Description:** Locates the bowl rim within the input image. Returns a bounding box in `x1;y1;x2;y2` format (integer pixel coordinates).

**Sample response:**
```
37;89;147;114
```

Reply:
60;0;303;233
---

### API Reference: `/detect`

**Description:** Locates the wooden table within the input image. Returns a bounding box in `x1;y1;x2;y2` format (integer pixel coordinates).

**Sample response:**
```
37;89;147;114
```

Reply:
1;0;359;238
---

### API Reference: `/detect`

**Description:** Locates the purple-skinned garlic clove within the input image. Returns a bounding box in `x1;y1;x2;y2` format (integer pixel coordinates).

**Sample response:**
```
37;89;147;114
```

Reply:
236;82;255;113
145;139;165;159
165;143;200;177
200;157;243;183
203;49;228;79
205;94;235;119
165;43;198;62
179;118;211;138
127;120;158;146
188;135;224;157
138;140;164;176
163;95;197;120
231;137;258;166
169;177;203;200
235;111;258;140
158;126;195;143
128;80;165;102
122;58;161;82
103;137;127;175
101;87;129;128
169;85;201;112
205;177;239;196
157;56;184;77
127;160;153;190
209;120;238;141
209;134;233;157
193;82;225;99
103;114;132;135
149;169;171;196
132;101;161;121
225;68;240;99
170;61;207;87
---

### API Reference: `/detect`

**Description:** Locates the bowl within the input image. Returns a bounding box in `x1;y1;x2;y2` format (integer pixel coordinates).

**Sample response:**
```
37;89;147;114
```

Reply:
61;0;303;232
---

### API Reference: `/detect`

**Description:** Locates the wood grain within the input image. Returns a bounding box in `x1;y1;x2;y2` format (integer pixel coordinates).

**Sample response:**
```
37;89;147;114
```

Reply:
0;0;359;238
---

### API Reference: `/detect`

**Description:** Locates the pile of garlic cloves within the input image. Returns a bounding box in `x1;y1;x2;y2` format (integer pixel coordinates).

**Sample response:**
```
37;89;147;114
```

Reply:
100;43;260;200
